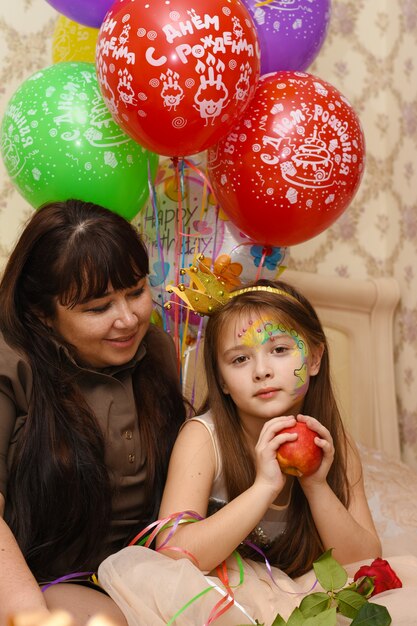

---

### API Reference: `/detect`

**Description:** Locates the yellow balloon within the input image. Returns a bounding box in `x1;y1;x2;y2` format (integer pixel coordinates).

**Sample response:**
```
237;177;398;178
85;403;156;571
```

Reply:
52;15;98;64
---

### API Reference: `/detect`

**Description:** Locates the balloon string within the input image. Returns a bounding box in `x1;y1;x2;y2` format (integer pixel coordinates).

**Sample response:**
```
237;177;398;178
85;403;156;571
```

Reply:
172;157;183;368
183;156;222;262
211;204;222;264
255;247;268;281
188;317;204;408
187;160;211;407
183;157;215;198
193;164;207;264
147;158;168;332
177;159;193;369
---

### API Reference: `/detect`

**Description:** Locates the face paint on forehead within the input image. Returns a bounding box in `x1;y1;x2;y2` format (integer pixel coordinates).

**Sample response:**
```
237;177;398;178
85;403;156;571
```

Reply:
237;317;310;395
238;317;309;356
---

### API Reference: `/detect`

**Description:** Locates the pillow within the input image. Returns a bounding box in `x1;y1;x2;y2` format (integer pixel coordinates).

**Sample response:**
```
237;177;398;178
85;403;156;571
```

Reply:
359;443;417;558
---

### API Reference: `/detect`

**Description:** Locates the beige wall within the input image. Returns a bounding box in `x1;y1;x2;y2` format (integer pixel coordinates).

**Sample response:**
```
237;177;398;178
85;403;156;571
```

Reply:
1;1;417;467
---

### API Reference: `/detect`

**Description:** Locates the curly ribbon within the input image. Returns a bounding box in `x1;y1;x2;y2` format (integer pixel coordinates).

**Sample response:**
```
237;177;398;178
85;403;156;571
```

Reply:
243;539;318;595
127;511;247;625
42;510;316;625
127;511;316;624
41;571;95;592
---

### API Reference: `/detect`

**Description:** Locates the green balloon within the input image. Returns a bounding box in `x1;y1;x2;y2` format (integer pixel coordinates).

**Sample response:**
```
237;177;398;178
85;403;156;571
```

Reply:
0;62;159;220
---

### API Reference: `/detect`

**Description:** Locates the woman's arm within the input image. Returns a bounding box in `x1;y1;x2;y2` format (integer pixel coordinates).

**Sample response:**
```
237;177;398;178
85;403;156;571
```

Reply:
157;419;290;573
298;419;382;564
0;494;50;623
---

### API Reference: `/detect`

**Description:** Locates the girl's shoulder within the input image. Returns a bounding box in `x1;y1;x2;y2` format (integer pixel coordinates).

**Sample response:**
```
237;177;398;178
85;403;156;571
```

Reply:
185;410;215;428
180;411;221;481
181;410;216;440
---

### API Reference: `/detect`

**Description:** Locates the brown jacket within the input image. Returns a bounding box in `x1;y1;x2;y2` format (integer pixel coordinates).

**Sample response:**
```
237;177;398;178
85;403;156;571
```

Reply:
0;324;179;575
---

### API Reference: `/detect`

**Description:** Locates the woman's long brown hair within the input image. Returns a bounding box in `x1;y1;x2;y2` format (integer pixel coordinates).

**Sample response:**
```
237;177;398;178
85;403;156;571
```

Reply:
0;199;185;580
203;279;349;577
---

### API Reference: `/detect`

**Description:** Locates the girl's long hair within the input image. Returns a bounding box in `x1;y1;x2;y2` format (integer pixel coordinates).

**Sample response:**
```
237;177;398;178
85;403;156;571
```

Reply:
0;199;185;580
203;279;349;577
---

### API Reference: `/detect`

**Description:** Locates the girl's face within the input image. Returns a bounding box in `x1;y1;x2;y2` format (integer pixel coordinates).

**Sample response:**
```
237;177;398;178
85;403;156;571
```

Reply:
47;277;153;369
217;311;322;425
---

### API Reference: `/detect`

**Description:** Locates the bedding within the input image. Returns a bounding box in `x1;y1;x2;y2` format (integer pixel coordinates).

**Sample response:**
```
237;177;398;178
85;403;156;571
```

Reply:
360;443;417;558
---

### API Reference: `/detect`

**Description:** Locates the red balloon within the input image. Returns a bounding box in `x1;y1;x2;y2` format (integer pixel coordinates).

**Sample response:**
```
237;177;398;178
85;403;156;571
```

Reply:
207;71;366;247
96;0;260;157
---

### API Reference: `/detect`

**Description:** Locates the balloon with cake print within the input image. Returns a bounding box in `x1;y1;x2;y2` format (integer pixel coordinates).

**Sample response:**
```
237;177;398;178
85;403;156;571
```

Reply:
52;15;99;63
46;0;114;28
95;0;261;157
207;71;366;247
242;0;331;74
0;62;158;220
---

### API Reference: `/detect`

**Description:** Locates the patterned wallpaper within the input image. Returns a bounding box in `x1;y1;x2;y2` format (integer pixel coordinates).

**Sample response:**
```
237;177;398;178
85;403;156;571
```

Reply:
1;1;417;468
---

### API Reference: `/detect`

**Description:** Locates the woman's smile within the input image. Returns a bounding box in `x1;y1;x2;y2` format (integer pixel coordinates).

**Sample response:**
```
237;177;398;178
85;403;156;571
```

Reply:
105;332;138;346
48;279;153;368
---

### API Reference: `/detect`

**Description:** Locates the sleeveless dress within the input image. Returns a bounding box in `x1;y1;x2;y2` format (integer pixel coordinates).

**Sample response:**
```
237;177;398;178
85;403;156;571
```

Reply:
98;413;417;625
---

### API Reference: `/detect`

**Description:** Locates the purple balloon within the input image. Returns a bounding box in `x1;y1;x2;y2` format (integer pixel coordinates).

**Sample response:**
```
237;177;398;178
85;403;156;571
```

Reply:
46;0;115;28
243;0;331;74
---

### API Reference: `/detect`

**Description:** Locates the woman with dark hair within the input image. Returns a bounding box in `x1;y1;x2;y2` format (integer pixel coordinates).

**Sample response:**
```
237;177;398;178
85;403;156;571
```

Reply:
0;200;186;624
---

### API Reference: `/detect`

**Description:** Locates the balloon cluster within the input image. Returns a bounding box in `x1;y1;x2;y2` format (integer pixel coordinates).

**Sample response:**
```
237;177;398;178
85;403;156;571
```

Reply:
1;0;366;327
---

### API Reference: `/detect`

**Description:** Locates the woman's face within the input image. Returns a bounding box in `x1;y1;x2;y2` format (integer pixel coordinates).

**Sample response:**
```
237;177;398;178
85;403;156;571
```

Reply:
48;277;153;369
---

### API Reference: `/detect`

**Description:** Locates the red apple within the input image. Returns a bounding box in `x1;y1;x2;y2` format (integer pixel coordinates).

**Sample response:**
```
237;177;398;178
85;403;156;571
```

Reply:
276;422;323;477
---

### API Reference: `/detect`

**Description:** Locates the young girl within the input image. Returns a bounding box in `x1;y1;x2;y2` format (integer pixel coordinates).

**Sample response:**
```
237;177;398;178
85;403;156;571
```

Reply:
98;278;416;624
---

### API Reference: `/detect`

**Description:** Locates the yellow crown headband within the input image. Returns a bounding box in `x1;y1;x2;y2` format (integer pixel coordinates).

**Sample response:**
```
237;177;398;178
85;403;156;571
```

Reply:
164;256;298;317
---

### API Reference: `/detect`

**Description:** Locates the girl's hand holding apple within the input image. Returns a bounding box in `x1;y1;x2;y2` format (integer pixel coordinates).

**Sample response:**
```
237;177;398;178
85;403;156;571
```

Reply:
254;415;298;496
275;416;334;483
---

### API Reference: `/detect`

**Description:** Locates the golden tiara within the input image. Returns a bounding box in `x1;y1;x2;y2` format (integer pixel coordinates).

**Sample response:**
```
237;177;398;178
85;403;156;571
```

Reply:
164;256;297;317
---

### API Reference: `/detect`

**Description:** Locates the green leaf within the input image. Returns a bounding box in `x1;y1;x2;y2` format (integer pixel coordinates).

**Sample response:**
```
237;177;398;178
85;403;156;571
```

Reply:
336;589;368;618
286;608;306;626
302;607;337;625
313;549;348;591
270;614;287;626
351;575;376;598
351;602;392;625
299;592;331;617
